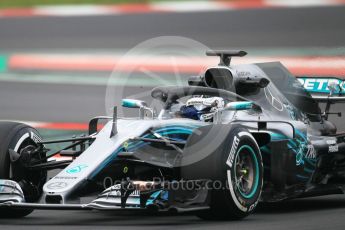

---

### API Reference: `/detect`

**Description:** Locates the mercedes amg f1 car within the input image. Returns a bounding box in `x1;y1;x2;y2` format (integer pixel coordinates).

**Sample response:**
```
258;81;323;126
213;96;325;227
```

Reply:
1;50;345;220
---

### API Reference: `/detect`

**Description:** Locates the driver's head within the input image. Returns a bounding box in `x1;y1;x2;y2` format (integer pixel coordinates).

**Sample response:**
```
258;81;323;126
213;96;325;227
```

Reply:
177;97;224;121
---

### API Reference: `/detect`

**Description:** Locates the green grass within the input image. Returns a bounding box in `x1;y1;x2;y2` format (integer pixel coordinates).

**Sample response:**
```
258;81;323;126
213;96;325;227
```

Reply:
0;0;151;8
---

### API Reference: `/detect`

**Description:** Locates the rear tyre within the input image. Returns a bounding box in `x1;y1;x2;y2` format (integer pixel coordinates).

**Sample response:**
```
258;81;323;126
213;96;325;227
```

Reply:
0;122;47;218
181;126;263;220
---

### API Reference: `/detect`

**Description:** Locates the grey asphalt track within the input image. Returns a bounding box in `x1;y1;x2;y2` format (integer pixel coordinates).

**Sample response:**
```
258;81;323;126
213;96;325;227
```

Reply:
1;5;345;230
0;6;344;50
1;195;345;230
0;81;109;122
0;81;151;122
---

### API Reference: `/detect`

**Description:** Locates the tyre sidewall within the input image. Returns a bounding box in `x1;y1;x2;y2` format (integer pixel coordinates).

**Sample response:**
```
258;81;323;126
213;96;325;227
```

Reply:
0;122;45;218
221;128;263;214
7;127;44;184
181;125;263;220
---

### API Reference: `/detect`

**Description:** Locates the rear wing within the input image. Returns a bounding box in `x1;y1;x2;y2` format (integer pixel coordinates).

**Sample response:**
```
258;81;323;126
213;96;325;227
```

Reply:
297;77;345;103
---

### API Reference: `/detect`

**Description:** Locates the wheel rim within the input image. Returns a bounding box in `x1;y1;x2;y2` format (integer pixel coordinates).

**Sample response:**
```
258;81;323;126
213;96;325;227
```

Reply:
234;145;259;199
11;140;46;202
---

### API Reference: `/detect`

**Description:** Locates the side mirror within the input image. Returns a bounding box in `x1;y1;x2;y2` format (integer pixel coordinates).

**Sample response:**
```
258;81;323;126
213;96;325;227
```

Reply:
122;99;147;108
122;99;154;119
213;101;259;124
224;101;255;111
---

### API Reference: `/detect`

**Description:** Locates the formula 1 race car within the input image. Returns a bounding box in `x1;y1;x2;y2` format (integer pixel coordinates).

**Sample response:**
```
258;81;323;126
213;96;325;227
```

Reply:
1;50;345;220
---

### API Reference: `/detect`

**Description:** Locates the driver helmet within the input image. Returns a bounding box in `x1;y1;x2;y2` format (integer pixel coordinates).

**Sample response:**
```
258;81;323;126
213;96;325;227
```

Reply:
178;96;225;122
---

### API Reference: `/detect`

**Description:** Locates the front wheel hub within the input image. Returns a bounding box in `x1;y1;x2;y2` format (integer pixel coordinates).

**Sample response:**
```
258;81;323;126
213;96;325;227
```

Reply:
234;145;259;199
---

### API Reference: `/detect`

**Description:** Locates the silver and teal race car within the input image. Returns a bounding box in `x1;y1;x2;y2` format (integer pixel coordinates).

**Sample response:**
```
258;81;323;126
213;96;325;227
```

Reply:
1;50;345;220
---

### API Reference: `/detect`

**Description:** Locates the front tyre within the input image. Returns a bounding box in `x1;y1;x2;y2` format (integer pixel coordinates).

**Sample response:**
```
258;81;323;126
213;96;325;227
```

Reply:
0;122;47;218
182;126;263;220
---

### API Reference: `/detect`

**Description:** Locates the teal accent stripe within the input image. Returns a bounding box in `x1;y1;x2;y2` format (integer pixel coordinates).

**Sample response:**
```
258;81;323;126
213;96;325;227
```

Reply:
153;126;196;135
156;130;192;135
146;190;162;206
230;101;253;110
303;167;314;173
270;132;288;141
0;55;8;72
89;148;122;178
297;174;309;180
